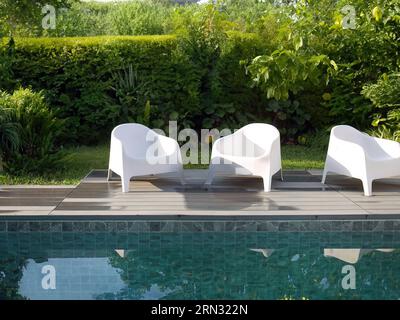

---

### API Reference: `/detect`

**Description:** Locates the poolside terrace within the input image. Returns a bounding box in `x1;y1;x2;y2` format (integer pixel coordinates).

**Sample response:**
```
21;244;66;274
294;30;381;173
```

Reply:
1;170;400;219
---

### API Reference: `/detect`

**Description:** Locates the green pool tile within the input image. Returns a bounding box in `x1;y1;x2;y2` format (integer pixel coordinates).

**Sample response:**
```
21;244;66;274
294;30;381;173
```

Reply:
0;220;400;300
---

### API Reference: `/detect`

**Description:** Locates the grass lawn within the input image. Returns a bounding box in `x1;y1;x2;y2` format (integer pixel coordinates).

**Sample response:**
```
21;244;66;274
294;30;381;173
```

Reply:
0;144;325;185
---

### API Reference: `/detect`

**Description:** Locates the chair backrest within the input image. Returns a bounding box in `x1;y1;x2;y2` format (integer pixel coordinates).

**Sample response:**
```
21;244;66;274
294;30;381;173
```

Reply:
242;123;280;143
331;125;393;158
234;123;280;157
332;125;368;145
112;123;159;158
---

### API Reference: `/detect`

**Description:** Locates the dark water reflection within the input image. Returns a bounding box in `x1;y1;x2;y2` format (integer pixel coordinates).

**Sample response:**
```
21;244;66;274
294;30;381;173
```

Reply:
0;230;400;300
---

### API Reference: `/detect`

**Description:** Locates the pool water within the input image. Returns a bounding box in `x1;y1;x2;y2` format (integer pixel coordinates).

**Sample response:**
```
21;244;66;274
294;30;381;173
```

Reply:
1;220;400;300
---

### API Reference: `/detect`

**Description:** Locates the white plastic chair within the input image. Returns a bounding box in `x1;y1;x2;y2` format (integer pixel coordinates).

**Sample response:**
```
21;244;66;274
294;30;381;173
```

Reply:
322;125;400;196
108;123;185;193
205;123;283;192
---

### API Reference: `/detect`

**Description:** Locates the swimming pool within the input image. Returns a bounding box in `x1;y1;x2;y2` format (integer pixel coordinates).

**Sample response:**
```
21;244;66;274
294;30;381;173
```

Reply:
1;219;400;300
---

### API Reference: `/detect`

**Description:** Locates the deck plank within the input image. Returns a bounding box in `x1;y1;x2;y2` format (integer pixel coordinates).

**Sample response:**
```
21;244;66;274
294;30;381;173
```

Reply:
1;169;400;219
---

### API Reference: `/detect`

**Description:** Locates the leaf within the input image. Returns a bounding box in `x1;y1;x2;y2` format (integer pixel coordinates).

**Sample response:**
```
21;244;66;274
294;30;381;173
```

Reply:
330;60;338;71
294;36;303;51
372;6;383;22
372;118;384;127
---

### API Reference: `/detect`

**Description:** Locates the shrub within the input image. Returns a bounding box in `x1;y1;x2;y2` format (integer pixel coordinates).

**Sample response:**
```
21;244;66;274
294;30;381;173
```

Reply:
0;37;14;90
36;0;173;37
210;31;267;129
0;88;65;174
171;5;268;131
46;1;114;37
362;73;400;141
247;50;338;101
107;1;170;36
321;1;400;130
172;3;229;130
0;103;19;169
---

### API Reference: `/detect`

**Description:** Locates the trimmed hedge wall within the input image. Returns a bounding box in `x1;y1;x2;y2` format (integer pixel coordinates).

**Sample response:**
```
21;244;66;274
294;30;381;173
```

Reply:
7;34;267;144
215;32;268;126
10;36;197;143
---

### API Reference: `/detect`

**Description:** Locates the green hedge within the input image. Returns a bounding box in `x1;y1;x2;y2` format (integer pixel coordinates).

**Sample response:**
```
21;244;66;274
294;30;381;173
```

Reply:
211;32;267;128
9;35;200;144
5;34;275;144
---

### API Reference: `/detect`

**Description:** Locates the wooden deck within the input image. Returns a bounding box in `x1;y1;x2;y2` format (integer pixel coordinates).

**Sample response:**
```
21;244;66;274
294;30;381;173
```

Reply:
1;169;400;219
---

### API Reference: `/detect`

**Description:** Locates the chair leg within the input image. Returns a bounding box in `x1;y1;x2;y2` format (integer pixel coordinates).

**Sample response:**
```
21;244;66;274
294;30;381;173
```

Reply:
121;175;130;193
263;175;272;192
321;168;328;184
280;169;284;182
362;179;373;197
178;166;186;185
205;165;216;187
107;169;112;181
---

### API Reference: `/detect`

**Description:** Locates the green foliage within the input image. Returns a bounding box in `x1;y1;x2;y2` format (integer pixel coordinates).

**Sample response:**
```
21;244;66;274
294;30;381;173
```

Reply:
362;73;400;109
211;31;266;129
110;64;150;124
266;99;312;141
298;128;331;153
139;100;152;127
45;1;171;37
107;1;170;36
45;1;113;37
10;35;200;143
0;101;19;167
247;50;338;100
323;81;373;129
0;0;77;36
171;6;267;131
4;0;281;37
172;3;229;130
2;0;400;148
323;0;400;129
7;10;274;144
362;73;400;141
0;88;65;174
245;0;339;102
0;37;14;90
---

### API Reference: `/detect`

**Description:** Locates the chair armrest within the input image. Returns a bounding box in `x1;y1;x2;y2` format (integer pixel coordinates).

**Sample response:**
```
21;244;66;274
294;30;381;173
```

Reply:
109;136;126;170
328;135;368;163
211;133;235;157
372;137;400;158
158;135;180;156
256;137;278;159
157;135;183;165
